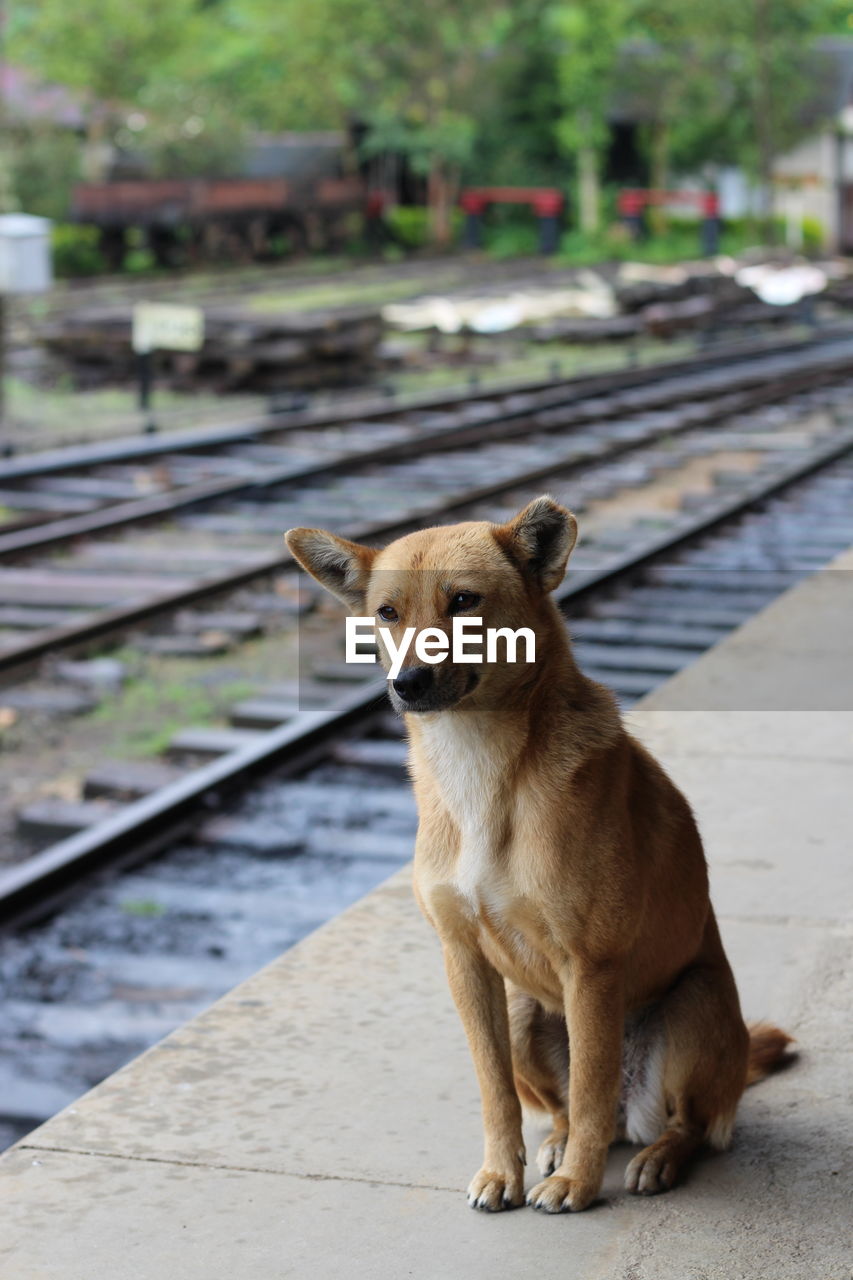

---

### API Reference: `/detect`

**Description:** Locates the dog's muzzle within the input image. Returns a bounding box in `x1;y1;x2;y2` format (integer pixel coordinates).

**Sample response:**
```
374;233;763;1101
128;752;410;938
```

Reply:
392;665;434;704
389;665;479;714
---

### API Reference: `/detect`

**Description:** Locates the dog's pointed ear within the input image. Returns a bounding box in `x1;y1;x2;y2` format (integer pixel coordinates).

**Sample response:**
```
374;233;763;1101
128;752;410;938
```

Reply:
285;528;377;612
494;495;578;593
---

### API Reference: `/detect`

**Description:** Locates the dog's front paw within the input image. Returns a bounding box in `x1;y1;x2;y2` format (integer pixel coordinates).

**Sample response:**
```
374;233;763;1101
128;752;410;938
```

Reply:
624;1145;677;1195
467;1165;525;1212
526;1174;597;1213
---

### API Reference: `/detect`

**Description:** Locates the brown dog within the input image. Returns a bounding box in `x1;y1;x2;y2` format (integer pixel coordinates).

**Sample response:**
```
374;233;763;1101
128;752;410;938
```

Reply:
285;496;791;1213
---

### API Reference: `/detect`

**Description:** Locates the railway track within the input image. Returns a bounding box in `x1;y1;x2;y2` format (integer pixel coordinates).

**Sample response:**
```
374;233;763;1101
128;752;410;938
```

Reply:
1;331;853;683
0;327;831;520
0;423;852;1150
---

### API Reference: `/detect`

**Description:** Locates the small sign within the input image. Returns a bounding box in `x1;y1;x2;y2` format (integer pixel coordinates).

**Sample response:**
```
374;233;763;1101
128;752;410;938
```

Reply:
132;303;204;354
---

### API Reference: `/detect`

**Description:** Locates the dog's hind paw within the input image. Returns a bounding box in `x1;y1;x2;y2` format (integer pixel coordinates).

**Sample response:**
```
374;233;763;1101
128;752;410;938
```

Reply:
527;1174;597;1213
467;1166;525;1212
536;1130;568;1176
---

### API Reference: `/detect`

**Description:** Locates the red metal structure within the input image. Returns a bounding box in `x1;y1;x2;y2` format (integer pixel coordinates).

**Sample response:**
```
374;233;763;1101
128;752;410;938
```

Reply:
617;188;719;219
459;187;565;254
617;189;720;255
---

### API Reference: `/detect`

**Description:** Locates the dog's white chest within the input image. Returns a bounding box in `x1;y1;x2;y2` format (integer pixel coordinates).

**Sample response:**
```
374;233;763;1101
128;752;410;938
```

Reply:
455;831;510;915
420;718;511;913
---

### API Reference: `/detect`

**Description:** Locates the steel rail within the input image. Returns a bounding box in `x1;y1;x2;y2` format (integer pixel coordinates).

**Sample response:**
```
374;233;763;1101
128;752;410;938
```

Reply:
2;333;852;566
0;326;841;485
0;356;846;682
1;425;851;930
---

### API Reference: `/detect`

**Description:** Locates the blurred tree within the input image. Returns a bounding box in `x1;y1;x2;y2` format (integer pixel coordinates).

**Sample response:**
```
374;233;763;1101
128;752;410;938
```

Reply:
199;0;533;243
823;0;853;32
7;0;852;245
220;0;516;244
703;0;838;230
628;2;710;197
114;83;247;178
189;0;343;130
10;124;81;218
9;0;199;178
615;0;840;236
343;0;500;245
473;0;562;187
547;1;627;233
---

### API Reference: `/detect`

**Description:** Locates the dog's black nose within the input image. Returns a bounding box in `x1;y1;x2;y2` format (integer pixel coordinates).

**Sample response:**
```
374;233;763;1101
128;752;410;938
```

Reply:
392;666;434;702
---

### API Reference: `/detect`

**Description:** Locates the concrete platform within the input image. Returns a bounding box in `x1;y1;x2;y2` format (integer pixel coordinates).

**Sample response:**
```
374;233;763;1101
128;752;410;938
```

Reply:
4;555;853;1279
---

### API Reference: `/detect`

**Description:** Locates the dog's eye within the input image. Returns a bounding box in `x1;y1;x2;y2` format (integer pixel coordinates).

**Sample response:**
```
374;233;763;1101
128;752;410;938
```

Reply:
377;605;398;622
448;591;481;615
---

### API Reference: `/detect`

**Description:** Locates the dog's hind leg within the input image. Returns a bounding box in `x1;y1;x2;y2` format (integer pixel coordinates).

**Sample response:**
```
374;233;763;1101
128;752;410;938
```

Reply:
624;916;749;1196
507;986;570;1175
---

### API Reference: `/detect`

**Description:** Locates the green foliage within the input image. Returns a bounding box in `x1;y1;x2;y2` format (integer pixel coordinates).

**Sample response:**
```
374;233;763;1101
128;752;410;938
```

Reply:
9;0;237;189
801;215;826;251
10;126;81;219
471;1;563;186
331;0;507;172
544;0;843;234
557;217;777;265
557;227;635;265
548;1;627;155
392;201;551;260
9;0;199;107
124;243;157;274
717;214;787;246
8;0;852;253
51;226;159;278
185;0;345;131
115;83;249;179
386;206;463;248
482;205;542;258
51;224;106;276
486;223;541;259
665;0;839;184
385;207;431;248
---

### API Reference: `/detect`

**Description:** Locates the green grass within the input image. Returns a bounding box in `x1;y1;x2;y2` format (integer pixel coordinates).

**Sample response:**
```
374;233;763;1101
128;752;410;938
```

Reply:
3;376;264;444
120;898;167;917
555;223;765;268
89;665;256;757
388;334;699;399
245;266;481;314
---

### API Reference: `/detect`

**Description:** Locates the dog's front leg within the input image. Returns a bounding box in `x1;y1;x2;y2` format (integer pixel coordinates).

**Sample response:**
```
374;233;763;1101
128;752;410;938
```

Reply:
527;959;623;1213
442;940;526;1211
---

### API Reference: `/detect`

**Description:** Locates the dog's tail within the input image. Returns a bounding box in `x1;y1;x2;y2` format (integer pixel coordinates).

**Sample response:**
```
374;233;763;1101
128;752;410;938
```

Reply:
746;1021;794;1086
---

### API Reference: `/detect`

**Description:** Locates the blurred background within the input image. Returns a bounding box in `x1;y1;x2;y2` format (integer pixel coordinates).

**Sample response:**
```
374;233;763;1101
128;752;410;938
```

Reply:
6;0;853;257
4;1;853;441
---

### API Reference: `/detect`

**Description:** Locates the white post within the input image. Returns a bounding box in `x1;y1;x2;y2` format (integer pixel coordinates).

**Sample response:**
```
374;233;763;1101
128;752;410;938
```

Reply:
0;214;53;445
